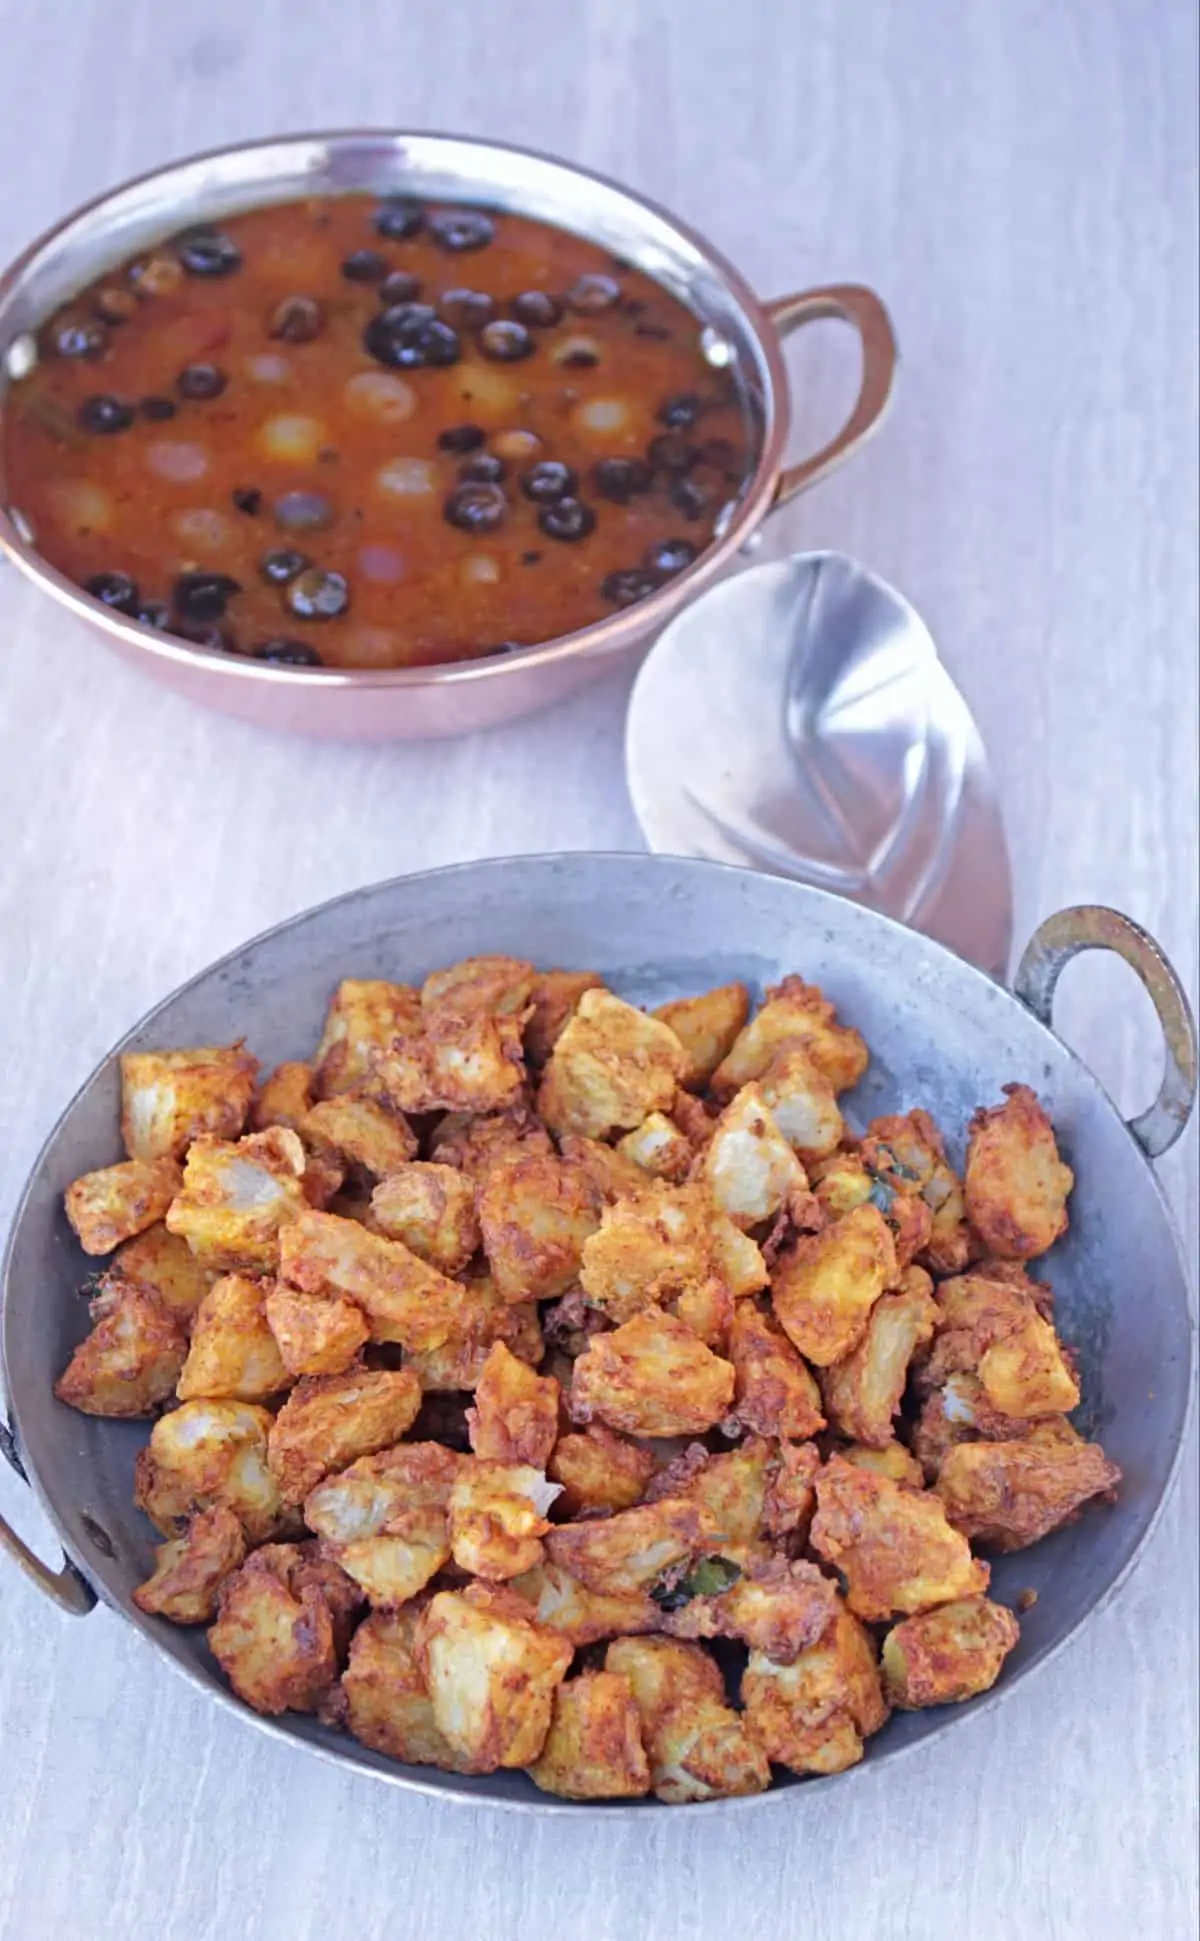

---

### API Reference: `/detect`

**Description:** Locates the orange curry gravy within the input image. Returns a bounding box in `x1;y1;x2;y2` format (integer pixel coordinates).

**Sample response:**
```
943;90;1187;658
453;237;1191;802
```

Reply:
2;197;755;668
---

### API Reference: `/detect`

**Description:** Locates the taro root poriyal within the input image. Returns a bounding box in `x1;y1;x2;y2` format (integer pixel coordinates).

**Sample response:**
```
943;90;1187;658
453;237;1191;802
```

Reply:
3;197;756;671
55;962;1120;1801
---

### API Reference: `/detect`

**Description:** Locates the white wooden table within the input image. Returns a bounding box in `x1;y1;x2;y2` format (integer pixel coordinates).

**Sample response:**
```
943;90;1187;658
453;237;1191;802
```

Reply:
0;2;1195;1935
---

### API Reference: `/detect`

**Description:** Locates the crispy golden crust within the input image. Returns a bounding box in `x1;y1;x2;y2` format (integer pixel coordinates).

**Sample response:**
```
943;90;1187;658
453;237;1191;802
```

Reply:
964;1084;1074;1260
882;1596;1020;1707
864;1109;971;1276
770;1205;899;1367
547;1425;655;1518
405;1277;544;1393
312;979;422;1099
249;1060;314;1135
810;1455;989;1620
369;1163;480;1274
697;1084;807;1230
134;1399;284;1541
712;976;868;1100
375;1008;529;1115
415;1587;573;1772
662;1555;840;1663
936;1426;1121;1551
570;1310;736;1438
527;1671;651;1799
545;1494;719;1595
841;1441;926;1488
727;1299;826;1440
267;1367;422;1504
176;1273;289;1402
537;989;687;1140
762;1440;822;1544
55;1278;186;1418
922;1270;1080;1419
429;1107;553;1182
477;1150;600;1302
340;1605;474;1770
448;1459;559;1580
263;1280;370;1378
557;1134;650;1205
120;1044;258;1161
111;1223;216;1326
605;1636;769;1803
508;1561;659;1645
644;1438;772;1548
755;1044;844;1161
524;970;607;1066
132;1505;247;1623
278;1209;476;1352
616;1113;694;1183
467;1341;560;1467
820;1266;938;1446
208;1542;362;1715
652;984;750;1092
65;1157;183;1256
422;955;536;1020
164;1128;308;1270
304;1441;463;1604
301;1096;417;1176
577;1180;761;1336
742;1604;889;1775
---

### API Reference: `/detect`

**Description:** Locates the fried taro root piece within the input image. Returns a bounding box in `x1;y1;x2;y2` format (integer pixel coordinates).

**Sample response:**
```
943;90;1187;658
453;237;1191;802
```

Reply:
726;1298;825;1440
509;1559;659;1646
165;1128;308;1270
369;1163;479;1274
712;975;868;1100
134;1399;285;1542
763;1440;822;1545
111;1223;216;1326
404;1277;544;1393
644;1437;773;1549
770;1204;898;1367
467;1341;560;1468
964;1084;1074;1260
842;1441;926;1488
527;1670;652;1800
660;1555;841;1664
651;983;750;1092
616;1112;694;1183
537;989;687;1139
415;1585;573;1772
120;1043;258;1161
545;1494;720;1596
55;1277;187;1418
176;1272;289;1402
524;969;607;1067
742;1602;889;1776
547;1424;655;1518
278;1209;477;1351
921;1269;1080;1419
578;1180;766;1330
570;1310;736;1437
264;1280;371;1379
304;1441;463;1606
697;1084;808;1230
65;1157;183;1256
250;1060;314;1135
374;1007;529;1115
312;979;422;1099
133;1505;247;1623
477;1149;600;1302
429;1106;553;1183
862;1109;971;1275
754;1043;844;1163
421;955;535;1020
300;1095;417;1177
448;1459;561;1580
339;1604;473;1771
266;1367;422;1505
605;1636;769;1803
820;1266;938;1447
810;1455;989;1620
882;1596;1020;1708
208;1542;362;1715
936;1422;1121;1551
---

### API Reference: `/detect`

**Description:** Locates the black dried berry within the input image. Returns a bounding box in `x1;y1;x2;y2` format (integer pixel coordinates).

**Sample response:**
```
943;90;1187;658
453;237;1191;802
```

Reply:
437;423;486;454
444;483;507;534
379;269;421;305
644;536;698;578
363;305;461;370
54;320;107;360
558;345;600;369
259;548;311;586
285;568;350;620
600;568;659;608
520;460;577;504
77;395;135;435
84;571;139;614
511;291;562;327
177;363;227;401
668;477;710;521
458;454;506;483
172;571;241;624
136;599;170;629
375;198;424;241
342;248;389;284
173;227;242;277
428;209;495;253
647;433;699;473
657;392;701;429
591;457;653;503
252;639;325;666
538;498;596;542
479;320;534;363
139;395;177;422
232;487;263;516
269;295;324;343
481;640;525;656
565;273;621;313
440;289;495;330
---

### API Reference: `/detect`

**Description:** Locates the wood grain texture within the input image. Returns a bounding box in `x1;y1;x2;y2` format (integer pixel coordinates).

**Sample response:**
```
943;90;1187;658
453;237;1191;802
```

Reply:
0;0;1195;1936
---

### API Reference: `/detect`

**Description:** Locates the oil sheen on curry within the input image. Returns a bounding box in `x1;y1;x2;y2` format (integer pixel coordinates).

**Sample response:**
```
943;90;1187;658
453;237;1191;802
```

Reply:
3;197;754;668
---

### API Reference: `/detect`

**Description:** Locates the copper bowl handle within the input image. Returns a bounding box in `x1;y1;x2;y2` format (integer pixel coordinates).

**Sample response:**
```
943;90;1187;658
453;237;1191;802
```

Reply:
1015;905;1199;1159
763;284;898;508
0;1418;96;1614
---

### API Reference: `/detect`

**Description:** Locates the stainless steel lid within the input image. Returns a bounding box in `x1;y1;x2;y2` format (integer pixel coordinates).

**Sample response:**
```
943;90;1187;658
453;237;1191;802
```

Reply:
625;550;1013;978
